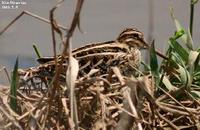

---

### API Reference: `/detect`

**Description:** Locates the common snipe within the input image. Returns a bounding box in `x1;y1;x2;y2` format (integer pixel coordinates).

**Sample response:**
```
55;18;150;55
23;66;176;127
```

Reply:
19;28;148;81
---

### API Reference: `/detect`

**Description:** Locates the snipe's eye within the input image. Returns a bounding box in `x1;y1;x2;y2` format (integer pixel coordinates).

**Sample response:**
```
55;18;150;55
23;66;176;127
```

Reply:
133;33;139;38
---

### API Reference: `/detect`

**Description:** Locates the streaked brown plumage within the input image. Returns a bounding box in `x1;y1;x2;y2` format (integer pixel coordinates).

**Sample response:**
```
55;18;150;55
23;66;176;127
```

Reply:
21;28;147;78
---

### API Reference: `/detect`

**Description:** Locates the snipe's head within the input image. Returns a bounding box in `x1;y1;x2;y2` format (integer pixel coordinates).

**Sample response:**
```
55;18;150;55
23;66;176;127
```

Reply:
117;28;148;49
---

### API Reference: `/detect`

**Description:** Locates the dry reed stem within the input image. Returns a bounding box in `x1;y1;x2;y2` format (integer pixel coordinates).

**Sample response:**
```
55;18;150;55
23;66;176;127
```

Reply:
0;66;11;84
0;10;67;35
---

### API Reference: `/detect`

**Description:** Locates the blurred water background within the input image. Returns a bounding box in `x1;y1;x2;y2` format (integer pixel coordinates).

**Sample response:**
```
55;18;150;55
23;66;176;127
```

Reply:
0;0;200;85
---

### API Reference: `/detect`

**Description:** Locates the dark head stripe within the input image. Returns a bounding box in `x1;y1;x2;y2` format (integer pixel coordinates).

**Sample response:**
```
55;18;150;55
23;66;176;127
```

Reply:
117;28;147;48
117;28;143;42
119;28;141;36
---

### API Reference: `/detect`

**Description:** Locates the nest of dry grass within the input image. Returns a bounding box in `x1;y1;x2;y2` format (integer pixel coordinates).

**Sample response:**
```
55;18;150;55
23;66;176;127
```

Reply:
0;65;200;130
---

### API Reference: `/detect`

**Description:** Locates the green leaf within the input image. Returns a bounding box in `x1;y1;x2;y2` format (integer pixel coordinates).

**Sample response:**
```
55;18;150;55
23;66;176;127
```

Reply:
33;43;42;58
170;52;192;89
174;20;187;43
178;65;188;85
187;51;200;89
170;8;189;46
177;63;192;90
171;52;187;83
173;29;185;40
169;38;189;62
10;57;19;112
150;40;160;86
170;7;187;41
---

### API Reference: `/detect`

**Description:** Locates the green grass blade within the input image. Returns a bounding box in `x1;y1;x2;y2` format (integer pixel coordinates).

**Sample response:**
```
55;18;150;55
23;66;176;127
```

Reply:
178;64;191;89
150;40;160;86
33;43;42;58
169;38;189;62
10;57;19;112
171;52;192;89
173;29;185;40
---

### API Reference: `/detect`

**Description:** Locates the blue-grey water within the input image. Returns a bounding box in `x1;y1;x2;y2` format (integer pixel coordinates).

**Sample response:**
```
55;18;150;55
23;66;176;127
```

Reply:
0;0;200;85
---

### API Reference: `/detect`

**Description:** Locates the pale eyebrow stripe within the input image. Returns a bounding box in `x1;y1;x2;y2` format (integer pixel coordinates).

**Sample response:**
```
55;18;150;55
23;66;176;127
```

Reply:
124;38;136;42
119;31;142;38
